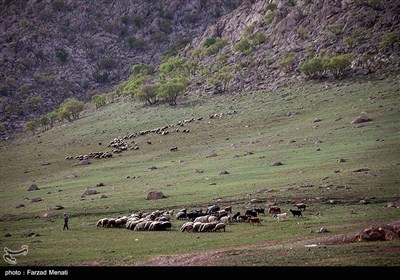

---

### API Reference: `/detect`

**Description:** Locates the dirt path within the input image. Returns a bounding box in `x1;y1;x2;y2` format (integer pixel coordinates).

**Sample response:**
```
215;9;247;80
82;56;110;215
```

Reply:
133;233;352;266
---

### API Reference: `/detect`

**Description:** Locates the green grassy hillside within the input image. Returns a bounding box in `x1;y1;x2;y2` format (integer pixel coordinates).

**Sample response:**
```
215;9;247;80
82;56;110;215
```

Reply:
0;78;399;266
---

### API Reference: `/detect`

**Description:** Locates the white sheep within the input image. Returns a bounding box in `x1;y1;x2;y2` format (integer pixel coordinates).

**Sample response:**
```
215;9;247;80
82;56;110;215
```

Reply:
273;213;287;221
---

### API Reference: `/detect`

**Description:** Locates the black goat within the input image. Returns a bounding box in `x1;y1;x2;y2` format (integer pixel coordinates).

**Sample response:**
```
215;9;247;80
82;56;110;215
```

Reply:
289;209;302;217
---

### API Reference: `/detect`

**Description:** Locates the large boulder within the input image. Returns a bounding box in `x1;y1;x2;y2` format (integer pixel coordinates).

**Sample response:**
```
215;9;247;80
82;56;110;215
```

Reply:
351;115;371;124
28;184;39;191
146;191;166;200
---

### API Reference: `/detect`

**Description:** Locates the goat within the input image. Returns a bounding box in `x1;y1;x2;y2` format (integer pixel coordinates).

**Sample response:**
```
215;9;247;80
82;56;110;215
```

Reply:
289;209;302;217
295;203;307;211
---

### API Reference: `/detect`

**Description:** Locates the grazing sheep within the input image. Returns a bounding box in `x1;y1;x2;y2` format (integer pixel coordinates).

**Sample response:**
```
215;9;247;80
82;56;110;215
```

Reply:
208;215;218;223
245;209;258;217
176;211;187;220
295;203;307;211
268;206;281;214
289;209;302;217
273;213;287;221
254;208;265;215
232;212;241;221
214;223;226;232
224;206;232;213
200;222;217;232
249;217;261;225
193;222;203;232
181;222;194;232
219;216;231;224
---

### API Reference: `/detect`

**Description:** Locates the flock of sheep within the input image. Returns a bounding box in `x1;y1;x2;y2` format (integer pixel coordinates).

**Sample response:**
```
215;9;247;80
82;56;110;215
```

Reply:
95;203;307;232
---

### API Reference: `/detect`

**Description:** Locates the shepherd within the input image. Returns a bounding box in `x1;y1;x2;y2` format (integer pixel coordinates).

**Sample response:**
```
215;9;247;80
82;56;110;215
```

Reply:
63;213;69;230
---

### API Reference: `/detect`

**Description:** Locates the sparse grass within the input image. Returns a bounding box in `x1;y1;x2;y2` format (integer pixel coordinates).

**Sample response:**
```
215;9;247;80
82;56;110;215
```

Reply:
0;78;399;265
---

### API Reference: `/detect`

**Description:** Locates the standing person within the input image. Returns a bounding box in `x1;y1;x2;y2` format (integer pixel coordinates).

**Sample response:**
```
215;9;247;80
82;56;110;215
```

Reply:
63;213;69;230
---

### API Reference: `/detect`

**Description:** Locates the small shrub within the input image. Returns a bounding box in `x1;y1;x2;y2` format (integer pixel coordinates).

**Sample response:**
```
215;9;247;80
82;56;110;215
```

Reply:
299;57;325;79
234;38;252;55
99;57;116;70
326;23;344;35
52;0;65;11
92;71;109;83
380;32;398;52
324;53;352;79
288;0;297;6
55;48;68;63
264;3;278;11
264;11;275;25
25;121;38;134
91;94;107;109
278;52;295;71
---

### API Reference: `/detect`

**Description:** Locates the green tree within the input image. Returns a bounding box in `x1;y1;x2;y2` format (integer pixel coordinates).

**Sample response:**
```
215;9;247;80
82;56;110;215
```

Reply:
299;57;326;79
91;94;107;109
136;84;159;105
58;98;84;122
47;110;58;127
209;67;234;93
25;120;38;134
38;115;50;130
157;79;187;106
324;54;352;79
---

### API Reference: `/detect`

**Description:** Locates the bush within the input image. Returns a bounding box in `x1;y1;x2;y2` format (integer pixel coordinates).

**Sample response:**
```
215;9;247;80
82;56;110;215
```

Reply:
58;98;85;122
324;53;352;79
136;84;159;105
278;52;295;71
131;63;154;76
47;111;58;127
299;57;325;79
52;0;65;11
264;3;278;11
91;94;107;109
157;79;187;105
55;48;68;63
202;37;217;48
92;71;109;83
208;67;234;93
25;121;38;134
380;32;398;52
234;38;252;55
264;11;275;25
99;57;116;70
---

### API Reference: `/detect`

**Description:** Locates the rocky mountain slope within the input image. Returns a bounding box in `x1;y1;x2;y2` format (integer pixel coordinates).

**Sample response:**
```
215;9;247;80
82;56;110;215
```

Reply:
1;0;399;137
182;0;400;93
0;0;242;134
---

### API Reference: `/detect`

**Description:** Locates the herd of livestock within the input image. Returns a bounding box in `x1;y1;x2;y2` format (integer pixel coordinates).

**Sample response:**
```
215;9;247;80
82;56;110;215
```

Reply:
96;203;307;232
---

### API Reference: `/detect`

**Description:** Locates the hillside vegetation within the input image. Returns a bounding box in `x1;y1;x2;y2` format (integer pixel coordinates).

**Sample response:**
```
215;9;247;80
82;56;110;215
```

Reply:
1;0;399;137
0;77;399;266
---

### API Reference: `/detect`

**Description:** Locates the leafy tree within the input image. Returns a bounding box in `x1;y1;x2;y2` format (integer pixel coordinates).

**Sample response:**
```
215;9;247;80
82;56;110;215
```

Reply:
157;79;187;106
38;115;50;130
47;110;58;127
324;53;352;79
209;67;234;93
58;98;84;122
299;57;326;79
136;84;159;105
91;94;107;109
25;120;38;134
